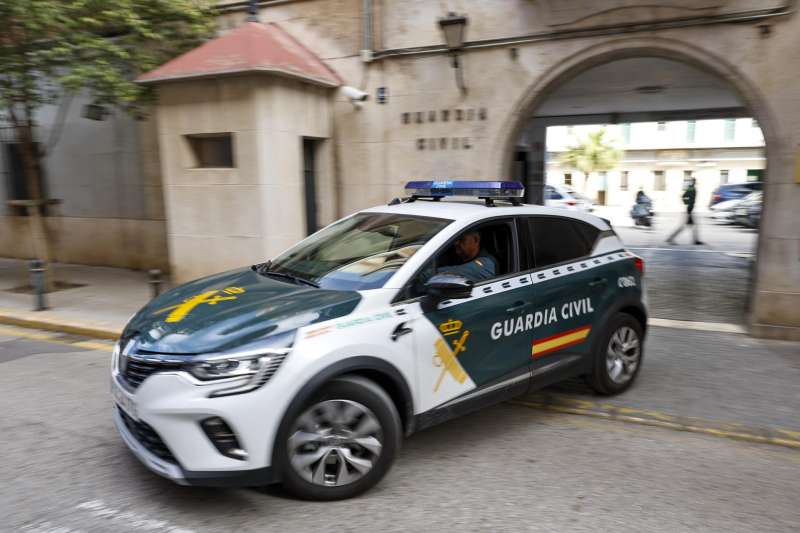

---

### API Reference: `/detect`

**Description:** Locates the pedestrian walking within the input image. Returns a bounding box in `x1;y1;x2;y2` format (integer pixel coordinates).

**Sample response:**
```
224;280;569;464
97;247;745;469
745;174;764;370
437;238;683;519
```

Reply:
666;177;705;245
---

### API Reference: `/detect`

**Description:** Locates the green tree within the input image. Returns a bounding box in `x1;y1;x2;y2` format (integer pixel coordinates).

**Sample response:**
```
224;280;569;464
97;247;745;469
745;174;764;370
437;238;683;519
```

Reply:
560;128;623;193
0;0;214;270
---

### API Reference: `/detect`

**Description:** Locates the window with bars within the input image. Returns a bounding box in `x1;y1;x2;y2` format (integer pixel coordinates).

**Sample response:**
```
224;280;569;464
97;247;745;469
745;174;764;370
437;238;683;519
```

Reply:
564;173;572;185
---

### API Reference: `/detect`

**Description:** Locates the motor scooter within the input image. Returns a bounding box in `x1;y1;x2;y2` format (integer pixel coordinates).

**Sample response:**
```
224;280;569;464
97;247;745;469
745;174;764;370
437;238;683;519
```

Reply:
631;197;654;227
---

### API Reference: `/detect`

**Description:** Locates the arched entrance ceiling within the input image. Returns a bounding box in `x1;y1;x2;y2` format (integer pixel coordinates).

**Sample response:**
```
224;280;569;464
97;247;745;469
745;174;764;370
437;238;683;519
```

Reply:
534;57;744;117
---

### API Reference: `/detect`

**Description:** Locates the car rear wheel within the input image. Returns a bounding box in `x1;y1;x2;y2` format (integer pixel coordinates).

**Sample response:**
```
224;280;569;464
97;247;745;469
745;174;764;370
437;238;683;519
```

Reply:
587;313;644;395
277;375;401;500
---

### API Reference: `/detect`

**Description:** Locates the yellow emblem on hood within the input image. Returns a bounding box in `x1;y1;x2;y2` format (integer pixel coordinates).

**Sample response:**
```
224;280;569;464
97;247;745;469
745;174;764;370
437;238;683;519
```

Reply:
155;286;245;323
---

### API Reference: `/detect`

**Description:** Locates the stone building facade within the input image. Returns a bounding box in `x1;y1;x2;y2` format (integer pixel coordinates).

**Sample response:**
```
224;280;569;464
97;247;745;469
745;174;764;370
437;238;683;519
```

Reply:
2;0;799;338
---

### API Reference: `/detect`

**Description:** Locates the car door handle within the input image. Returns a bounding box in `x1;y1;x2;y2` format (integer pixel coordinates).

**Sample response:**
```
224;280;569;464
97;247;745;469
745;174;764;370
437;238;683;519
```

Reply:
391;322;413;341
588;278;607;288
506;301;529;313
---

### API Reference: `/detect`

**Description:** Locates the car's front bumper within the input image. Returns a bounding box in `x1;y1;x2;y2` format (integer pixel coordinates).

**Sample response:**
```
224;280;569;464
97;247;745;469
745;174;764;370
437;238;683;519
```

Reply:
113;407;275;487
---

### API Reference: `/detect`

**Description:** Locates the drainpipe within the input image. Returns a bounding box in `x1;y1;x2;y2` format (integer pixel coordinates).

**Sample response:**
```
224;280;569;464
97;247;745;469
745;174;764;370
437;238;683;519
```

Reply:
361;0;375;63
372;0;796;59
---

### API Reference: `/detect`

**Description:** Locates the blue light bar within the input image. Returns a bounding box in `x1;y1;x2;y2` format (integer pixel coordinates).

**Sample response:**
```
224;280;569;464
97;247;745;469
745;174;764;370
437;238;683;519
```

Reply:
405;180;524;198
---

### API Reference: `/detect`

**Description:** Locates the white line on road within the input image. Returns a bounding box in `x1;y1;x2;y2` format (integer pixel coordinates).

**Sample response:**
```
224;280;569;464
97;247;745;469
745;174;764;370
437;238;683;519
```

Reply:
649;317;747;334
629;246;753;255
74;500;195;533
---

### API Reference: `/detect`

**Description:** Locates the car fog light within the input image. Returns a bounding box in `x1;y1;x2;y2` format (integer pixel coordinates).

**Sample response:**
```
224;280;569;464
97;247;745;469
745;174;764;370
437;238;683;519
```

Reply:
200;417;247;460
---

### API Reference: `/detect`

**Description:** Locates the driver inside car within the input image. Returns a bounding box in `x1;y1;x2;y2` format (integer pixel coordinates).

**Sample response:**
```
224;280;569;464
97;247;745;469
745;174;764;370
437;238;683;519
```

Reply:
436;230;497;281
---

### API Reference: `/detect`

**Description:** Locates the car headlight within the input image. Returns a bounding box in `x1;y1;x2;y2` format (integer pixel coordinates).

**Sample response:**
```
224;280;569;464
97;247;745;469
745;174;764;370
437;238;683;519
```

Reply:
187;330;295;397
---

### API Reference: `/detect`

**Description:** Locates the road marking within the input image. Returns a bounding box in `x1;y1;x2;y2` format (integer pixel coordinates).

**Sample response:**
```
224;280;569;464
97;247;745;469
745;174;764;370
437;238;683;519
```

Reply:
628;246;753;254
510;394;800;450
648;317;747;334
74;500;195;532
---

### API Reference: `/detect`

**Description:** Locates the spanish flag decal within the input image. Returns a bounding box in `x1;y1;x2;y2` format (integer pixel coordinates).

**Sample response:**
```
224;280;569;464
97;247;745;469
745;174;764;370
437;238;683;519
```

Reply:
532;325;592;359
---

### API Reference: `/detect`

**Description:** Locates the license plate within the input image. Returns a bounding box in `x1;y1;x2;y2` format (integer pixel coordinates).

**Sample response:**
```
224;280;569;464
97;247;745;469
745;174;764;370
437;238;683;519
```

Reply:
111;378;138;420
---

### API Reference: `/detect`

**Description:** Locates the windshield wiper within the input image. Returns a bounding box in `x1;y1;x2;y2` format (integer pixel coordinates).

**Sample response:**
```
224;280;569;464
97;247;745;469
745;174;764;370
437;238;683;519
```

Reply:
251;263;319;288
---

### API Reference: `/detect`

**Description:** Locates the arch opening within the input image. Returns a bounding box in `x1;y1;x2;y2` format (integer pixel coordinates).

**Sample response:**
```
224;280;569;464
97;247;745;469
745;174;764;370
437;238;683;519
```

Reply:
505;50;770;327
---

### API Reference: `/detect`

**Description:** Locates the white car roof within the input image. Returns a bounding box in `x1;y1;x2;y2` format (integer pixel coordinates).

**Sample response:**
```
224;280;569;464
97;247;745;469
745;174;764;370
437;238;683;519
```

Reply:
361;199;611;230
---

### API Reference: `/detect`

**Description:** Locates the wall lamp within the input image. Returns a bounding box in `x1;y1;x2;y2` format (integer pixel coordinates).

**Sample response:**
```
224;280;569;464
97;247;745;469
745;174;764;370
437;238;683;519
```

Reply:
438;12;468;94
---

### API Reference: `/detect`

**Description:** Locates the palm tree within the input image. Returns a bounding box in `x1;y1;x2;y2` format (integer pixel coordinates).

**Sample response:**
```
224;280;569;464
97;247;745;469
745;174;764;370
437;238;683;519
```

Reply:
559;128;623;196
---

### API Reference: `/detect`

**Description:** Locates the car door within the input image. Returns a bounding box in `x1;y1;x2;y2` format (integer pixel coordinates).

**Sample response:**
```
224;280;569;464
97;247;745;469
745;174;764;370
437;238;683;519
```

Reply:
526;216;610;377
403;217;534;415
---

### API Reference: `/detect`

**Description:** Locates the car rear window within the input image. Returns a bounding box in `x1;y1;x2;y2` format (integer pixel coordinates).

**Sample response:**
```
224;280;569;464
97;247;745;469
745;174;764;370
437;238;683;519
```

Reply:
527;216;597;268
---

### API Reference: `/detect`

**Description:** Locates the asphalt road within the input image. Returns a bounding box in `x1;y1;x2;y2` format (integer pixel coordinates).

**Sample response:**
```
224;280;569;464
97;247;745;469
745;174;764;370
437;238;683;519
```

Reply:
3;328;800;533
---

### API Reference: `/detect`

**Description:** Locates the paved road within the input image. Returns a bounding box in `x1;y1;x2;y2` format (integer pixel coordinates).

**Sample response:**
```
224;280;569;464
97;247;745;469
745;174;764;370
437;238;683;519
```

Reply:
612;212;758;324
2;327;799;532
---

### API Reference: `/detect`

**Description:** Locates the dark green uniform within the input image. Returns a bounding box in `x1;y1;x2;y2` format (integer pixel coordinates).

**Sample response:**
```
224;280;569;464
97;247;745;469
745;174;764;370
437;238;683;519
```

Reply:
437;249;497;281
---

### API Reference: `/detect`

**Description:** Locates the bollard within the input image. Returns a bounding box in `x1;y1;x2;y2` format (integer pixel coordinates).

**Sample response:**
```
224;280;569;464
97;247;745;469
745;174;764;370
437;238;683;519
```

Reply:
148;269;163;299
30;259;48;311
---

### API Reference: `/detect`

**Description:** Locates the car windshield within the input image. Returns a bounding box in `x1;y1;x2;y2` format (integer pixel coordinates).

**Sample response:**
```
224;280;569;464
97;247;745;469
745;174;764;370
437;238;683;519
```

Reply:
267;213;451;291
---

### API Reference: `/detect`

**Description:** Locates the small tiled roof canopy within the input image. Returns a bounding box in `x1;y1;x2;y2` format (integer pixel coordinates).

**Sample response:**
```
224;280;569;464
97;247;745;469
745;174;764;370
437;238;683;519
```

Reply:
137;22;342;87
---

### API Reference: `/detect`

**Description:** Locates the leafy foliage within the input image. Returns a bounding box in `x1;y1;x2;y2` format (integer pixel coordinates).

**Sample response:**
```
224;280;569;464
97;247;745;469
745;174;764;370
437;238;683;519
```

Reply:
559;128;623;180
0;0;215;118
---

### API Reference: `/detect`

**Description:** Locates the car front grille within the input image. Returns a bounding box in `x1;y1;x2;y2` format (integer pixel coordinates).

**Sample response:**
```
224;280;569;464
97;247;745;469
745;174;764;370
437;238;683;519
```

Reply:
118;407;177;465
122;357;183;389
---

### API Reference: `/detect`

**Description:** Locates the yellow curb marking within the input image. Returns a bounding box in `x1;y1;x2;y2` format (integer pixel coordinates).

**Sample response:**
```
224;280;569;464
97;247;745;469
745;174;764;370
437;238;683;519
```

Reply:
0;324;114;352
509;400;800;450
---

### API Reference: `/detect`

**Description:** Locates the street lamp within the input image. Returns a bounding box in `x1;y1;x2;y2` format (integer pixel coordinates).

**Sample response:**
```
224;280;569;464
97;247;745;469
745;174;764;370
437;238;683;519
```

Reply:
438;12;468;93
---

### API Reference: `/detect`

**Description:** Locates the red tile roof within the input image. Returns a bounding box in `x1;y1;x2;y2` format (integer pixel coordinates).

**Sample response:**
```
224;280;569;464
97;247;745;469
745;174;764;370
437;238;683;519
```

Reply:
137;22;342;87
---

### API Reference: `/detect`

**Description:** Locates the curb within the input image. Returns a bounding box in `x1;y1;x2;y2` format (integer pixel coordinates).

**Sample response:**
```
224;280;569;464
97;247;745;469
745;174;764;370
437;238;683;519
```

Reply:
0;313;121;341
510;393;800;450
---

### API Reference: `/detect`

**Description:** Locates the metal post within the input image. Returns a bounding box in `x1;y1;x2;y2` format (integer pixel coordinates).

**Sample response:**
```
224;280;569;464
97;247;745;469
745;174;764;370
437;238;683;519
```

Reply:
29;259;47;311
148;269;163;299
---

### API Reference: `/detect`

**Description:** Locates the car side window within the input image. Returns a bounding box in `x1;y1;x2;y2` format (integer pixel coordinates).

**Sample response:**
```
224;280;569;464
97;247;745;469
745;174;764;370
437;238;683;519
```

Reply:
402;219;519;299
545;186;563;200
527;216;594;269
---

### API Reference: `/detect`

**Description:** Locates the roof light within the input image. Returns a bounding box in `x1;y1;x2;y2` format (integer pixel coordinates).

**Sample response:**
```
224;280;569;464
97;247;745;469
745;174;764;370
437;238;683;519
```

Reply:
404;180;524;199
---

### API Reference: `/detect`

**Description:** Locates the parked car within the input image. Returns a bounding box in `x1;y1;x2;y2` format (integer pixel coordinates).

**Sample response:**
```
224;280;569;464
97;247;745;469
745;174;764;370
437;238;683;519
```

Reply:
545;184;595;212
709;182;762;207
732;191;762;228
708;197;743;223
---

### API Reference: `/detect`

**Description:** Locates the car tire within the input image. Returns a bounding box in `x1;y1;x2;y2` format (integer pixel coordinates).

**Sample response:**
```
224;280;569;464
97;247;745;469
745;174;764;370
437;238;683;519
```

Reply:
276;375;401;501
587;313;644;395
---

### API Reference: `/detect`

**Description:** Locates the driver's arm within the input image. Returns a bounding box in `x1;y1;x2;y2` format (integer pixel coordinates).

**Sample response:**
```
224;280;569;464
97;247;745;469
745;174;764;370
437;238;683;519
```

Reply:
437;257;495;281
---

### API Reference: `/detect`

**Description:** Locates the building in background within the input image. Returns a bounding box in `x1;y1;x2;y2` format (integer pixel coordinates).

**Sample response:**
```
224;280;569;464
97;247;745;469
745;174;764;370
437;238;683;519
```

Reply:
546;119;765;211
1;0;799;338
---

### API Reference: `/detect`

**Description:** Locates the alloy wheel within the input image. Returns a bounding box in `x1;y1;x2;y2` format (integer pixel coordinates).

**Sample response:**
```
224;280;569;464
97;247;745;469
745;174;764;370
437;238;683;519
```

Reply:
288;399;384;487
605;325;641;385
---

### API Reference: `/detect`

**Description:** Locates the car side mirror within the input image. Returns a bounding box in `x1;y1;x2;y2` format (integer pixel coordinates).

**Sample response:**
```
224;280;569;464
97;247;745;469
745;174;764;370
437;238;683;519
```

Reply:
421;273;473;312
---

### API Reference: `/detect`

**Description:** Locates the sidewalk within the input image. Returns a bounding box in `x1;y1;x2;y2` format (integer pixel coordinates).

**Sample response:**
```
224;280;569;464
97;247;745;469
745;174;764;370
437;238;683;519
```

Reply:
0;259;154;339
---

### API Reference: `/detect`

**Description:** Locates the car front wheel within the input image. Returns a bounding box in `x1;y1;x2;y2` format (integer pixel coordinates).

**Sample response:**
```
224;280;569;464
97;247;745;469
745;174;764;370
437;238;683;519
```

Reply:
277;375;401;500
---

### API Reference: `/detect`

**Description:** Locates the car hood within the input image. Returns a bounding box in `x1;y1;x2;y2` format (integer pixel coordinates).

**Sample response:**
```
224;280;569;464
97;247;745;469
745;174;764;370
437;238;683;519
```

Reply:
123;267;361;354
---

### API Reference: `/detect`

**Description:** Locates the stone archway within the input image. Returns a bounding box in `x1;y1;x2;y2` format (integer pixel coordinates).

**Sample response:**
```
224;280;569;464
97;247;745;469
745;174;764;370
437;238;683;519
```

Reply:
491;35;782;334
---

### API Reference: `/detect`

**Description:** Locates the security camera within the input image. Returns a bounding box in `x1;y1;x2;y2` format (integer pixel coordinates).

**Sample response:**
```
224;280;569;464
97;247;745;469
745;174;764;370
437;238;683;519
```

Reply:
341;86;369;102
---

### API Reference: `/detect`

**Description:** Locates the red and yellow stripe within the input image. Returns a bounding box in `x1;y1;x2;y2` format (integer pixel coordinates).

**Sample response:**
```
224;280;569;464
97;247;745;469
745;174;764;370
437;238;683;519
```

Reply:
532;325;592;359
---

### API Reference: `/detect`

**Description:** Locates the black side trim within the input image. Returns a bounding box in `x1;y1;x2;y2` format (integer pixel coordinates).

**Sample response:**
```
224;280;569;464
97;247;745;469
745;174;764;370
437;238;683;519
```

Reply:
414;368;530;432
181;466;275;487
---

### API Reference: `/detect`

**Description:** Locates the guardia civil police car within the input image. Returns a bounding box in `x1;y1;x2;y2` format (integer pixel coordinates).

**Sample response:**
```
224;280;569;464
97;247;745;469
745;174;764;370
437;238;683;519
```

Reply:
111;180;646;500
